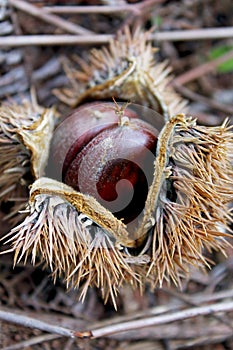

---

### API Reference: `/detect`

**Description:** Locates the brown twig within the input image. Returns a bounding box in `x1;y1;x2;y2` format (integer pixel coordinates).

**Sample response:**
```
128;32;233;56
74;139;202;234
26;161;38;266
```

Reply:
173;289;233;305
1;334;62;350
151;27;233;41
44;5;140;15
44;0;163;15
117;0;163;31
0;34;111;47
1;300;233;342
173;334;233;350
174;49;233;85
81;301;233;338
8;0;93;35
173;83;233;115
162;288;233;332
96;322;233;342
83;301;233;338
94;289;233;326
0;27;233;48
0;308;76;338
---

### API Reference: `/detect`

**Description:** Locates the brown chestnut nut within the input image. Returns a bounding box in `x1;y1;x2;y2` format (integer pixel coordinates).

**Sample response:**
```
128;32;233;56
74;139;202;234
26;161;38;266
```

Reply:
51;102;159;224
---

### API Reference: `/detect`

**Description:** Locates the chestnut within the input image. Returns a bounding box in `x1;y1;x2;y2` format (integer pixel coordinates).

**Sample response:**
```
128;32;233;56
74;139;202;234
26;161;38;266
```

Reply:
51;102;159;224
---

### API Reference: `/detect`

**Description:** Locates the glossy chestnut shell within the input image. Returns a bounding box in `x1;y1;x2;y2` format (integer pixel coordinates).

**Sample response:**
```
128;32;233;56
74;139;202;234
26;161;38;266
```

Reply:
52;103;159;224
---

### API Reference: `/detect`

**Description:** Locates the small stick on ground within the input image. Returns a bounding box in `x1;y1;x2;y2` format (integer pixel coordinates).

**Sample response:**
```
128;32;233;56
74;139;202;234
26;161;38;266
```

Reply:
1;27;233;48
44;0;164;15
174;49;233;85
9;0;94;35
82;301;233;338
173;83;233;115
1;334;62;350
0;308;76;338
